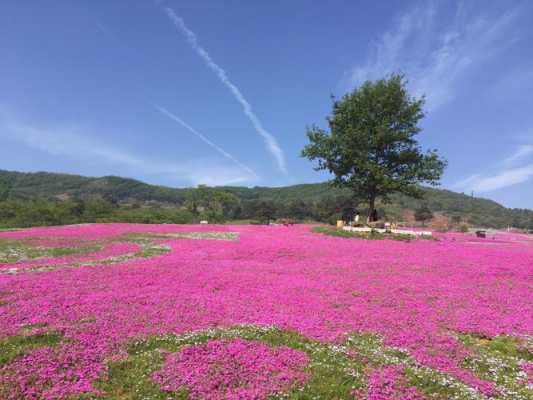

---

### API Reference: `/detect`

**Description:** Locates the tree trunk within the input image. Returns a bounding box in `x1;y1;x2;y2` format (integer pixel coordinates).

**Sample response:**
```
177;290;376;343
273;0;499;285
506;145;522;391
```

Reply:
368;196;376;223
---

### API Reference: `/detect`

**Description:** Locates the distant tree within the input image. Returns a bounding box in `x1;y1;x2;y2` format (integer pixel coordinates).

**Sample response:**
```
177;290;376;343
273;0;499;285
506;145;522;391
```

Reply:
12;200;61;227
510;213;522;229
302;74;447;222
102;193;119;207
83;198;115;221
69;198;86;218
527;216;533;231
186;185;240;222
0;199;18;221
450;214;462;225
459;223;470;233
229;203;243;220
309;195;353;224
311;197;336;223
414;204;434;226
0;182;9;202
286;200;308;221
337;197;357;222
256;200;276;224
239;200;258;220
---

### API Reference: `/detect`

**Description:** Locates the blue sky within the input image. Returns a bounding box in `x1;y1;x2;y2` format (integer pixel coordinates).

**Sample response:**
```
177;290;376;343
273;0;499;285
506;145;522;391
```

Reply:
1;1;533;208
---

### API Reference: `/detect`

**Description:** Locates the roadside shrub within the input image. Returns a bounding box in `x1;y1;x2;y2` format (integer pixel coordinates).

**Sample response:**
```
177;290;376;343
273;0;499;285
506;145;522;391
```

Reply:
459;224;470;233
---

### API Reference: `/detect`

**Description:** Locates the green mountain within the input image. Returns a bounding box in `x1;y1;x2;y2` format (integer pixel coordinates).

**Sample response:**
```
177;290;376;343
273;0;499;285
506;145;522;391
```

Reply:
0;170;190;204
0;169;532;229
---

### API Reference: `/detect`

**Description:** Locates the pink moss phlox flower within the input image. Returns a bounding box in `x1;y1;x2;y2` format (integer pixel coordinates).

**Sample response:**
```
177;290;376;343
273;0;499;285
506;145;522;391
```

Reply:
363;365;425;400
520;361;533;385
152;338;309;399
0;223;531;398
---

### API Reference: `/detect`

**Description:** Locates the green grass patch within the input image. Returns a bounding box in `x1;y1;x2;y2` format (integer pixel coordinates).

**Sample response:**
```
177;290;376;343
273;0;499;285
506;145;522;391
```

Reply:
459;334;533;399
95;325;367;399
404;366;484;400
107;232;239;261
1;326;521;399
133;245;171;259
0;332;62;365
0;238;101;263
0;234;173;273
346;332;490;400
1;231;238;268
90;326;508;400
311;226;414;241
119;231;239;242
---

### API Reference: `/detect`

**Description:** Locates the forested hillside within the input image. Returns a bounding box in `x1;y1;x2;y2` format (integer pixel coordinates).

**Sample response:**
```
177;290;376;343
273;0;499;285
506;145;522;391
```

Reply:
0;169;532;229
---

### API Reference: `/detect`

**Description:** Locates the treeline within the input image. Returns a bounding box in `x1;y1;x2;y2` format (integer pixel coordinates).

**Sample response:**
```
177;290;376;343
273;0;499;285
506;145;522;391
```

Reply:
0;186;358;229
0;198;193;228
2;170;533;230
2;185;533;230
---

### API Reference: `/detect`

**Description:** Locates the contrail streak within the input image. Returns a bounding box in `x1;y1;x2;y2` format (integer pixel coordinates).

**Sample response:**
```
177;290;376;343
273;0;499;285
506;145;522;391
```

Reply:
153;104;258;178
161;7;287;174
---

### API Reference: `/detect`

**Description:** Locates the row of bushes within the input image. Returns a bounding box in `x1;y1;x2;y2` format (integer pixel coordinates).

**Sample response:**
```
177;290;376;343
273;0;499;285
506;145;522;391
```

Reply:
0;188;363;228
2;195;530;231
0;199;196;228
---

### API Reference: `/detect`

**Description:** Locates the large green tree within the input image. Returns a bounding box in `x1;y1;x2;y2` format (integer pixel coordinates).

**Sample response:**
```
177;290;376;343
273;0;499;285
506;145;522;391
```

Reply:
302;74;447;221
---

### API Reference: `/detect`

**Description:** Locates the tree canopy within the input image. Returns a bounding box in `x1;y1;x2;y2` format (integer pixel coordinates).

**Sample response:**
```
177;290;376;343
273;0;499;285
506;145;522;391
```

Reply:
414;204;434;226
302;74;447;220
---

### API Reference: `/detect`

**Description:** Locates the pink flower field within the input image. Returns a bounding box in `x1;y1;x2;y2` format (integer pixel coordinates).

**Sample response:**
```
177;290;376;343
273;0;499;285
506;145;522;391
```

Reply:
0;223;532;399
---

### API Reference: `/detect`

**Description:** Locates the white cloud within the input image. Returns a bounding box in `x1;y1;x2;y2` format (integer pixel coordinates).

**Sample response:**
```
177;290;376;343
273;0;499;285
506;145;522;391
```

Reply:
7;121;143;166
453;174;482;190
180;161;253;186
454;141;533;193
502;144;533;165
347;3;519;111
455;163;533;193
153;104;258;178
161;6;287;174
0;114;257;186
